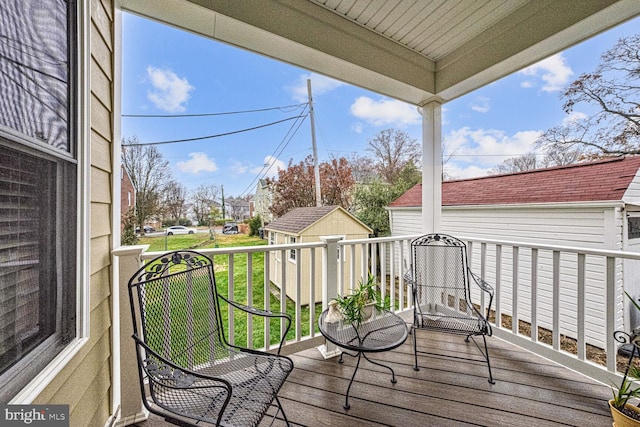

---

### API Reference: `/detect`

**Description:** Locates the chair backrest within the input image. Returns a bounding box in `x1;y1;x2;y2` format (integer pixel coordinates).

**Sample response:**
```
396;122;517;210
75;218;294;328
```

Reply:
128;251;227;370
411;233;474;317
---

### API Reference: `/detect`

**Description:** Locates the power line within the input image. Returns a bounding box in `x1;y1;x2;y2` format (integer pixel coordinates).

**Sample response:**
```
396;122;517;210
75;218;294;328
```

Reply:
122;103;307;118
237;106;310;197
122;115;306;146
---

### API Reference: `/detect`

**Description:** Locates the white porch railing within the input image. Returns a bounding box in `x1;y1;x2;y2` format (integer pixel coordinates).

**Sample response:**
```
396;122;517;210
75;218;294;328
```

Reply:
114;233;640;425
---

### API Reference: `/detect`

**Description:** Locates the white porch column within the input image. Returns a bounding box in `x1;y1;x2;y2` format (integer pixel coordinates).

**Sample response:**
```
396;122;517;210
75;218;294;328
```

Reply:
317;235;344;358
112;245;149;426
420;99;443;233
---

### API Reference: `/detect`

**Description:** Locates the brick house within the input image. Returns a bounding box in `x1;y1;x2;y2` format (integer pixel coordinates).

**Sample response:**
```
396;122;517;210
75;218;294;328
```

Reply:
120;165;135;230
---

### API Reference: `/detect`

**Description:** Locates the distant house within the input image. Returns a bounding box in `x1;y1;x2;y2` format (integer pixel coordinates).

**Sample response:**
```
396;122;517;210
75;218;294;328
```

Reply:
388;156;640;348
120;165;135;230
255;179;273;224
226;196;252;222
264;206;372;305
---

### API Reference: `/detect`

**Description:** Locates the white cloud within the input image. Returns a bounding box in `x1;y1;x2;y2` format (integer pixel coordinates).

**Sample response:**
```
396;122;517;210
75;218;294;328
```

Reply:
562;111;588;125
251;155;286;178
470;96;490;113
445;127;542;171
146;66;194;112
446;164;492;180
351;122;364;134
229;160;249;174
349;96;421;127
288;73;345;102
518;53;573;92
176;152;217;174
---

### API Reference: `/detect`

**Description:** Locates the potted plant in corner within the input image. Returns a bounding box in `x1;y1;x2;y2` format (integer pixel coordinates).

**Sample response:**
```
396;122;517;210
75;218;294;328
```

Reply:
610;292;640;426
332;272;386;327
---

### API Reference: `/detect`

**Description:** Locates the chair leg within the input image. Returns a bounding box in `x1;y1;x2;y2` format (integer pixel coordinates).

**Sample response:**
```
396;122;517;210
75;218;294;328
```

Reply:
274;395;291;426
412;326;419;371
482;334;495;384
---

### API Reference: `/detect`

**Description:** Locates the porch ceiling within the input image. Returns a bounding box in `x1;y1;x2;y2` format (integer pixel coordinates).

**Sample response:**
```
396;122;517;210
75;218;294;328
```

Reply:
120;0;640;105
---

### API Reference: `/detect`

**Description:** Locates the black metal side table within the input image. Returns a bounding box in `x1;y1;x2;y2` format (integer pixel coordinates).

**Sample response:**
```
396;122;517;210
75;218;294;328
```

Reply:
318;307;408;409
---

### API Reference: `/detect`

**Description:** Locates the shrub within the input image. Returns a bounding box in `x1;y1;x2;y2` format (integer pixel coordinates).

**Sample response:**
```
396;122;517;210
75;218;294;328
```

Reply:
249;215;262;236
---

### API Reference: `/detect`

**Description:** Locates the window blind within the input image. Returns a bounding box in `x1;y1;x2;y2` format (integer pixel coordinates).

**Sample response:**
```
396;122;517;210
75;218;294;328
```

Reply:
0;147;57;377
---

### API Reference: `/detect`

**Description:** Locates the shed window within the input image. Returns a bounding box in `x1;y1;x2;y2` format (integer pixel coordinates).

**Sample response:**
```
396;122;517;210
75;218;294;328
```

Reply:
289;236;296;261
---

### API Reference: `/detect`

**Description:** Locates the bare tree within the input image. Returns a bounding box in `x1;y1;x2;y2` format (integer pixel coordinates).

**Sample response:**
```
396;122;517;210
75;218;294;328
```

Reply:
163;180;188;223
489;144;588;175
121;137;171;231
367;129;421;184
536;34;640;156
191;183;220;226
441;139;458;181
489;153;545;175
349;153;376;183
544;144;585;166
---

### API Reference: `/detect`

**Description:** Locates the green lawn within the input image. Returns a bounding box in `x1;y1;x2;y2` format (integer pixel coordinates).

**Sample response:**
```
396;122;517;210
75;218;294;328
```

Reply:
137;231;322;349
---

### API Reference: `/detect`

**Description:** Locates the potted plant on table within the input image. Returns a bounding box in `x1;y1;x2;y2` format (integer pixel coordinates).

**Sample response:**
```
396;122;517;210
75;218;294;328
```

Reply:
331;272;386;327
610;292;640;426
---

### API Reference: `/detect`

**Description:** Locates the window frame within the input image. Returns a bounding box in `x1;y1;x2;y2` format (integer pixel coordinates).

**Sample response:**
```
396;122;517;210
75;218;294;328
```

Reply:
289;236;297;262
2;0;91;404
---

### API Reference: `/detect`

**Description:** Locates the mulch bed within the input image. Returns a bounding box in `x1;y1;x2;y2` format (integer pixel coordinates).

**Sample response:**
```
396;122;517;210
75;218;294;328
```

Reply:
489;312;639;372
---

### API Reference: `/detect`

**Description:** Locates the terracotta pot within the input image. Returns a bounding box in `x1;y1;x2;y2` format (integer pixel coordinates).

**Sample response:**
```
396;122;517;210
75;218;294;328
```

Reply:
609;399;640;427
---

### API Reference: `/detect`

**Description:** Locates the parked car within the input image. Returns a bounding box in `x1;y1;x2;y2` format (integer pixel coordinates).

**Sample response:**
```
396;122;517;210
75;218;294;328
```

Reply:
222;222;238;234
165;225;196;235
135;225;155;233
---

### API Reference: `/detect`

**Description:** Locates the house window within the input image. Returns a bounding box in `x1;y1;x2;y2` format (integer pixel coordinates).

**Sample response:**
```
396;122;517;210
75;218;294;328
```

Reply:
289;236;297;261
629;217;640;239
0;0;77;402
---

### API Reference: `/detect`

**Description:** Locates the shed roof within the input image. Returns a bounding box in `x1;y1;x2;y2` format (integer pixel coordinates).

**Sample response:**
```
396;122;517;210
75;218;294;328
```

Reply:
265;205;372;234
389;156;640;208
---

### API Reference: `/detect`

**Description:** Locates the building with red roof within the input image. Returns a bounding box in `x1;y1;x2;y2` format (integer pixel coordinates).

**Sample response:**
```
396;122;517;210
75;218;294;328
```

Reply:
388;156;640;349
389;156;640;246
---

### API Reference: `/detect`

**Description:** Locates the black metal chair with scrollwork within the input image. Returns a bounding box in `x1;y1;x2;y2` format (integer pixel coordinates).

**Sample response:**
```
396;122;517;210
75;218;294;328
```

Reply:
127;250;293;426
405;233;495;383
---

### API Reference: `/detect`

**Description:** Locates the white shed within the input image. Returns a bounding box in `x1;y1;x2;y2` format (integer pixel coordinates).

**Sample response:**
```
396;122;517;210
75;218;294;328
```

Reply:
388;156;640;348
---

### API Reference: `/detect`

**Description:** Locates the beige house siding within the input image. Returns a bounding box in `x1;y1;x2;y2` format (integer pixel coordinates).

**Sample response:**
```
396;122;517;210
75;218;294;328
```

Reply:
267;209;371;305
33;0;115;425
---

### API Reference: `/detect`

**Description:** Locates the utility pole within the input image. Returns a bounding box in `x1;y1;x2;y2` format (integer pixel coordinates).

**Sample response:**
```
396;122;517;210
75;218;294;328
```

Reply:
308;79;322;207
221;185;226;220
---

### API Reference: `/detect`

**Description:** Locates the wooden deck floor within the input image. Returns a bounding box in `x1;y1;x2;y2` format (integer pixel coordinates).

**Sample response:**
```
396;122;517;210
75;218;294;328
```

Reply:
134;330;614;427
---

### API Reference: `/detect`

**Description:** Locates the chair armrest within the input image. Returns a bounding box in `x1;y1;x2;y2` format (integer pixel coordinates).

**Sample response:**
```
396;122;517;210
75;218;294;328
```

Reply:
218;295;292;354
403;267;414;285
469;271;495;321
469;271;494;296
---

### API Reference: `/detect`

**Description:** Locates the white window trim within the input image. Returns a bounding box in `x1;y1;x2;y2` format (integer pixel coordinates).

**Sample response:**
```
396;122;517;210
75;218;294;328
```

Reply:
9;1;91;403
289;236;297;262
111;6;125;418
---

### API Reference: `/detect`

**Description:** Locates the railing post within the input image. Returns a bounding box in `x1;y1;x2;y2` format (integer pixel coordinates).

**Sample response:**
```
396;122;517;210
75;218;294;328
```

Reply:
318;235;344;358
113;245;149;426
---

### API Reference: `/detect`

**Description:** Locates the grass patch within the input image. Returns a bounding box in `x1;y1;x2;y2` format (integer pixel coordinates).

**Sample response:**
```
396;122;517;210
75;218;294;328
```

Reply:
138;232;322;349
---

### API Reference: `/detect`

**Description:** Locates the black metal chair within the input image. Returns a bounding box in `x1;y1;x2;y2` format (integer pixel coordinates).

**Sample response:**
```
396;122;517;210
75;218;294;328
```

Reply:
406;234;495;383
127;250;293;426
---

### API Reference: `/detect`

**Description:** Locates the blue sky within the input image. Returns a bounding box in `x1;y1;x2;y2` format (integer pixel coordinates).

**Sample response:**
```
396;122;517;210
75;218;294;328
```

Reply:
121;13;640;197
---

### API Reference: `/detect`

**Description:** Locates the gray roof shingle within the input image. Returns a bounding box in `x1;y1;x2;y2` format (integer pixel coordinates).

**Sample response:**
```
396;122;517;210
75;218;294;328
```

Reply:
265;206;339;234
